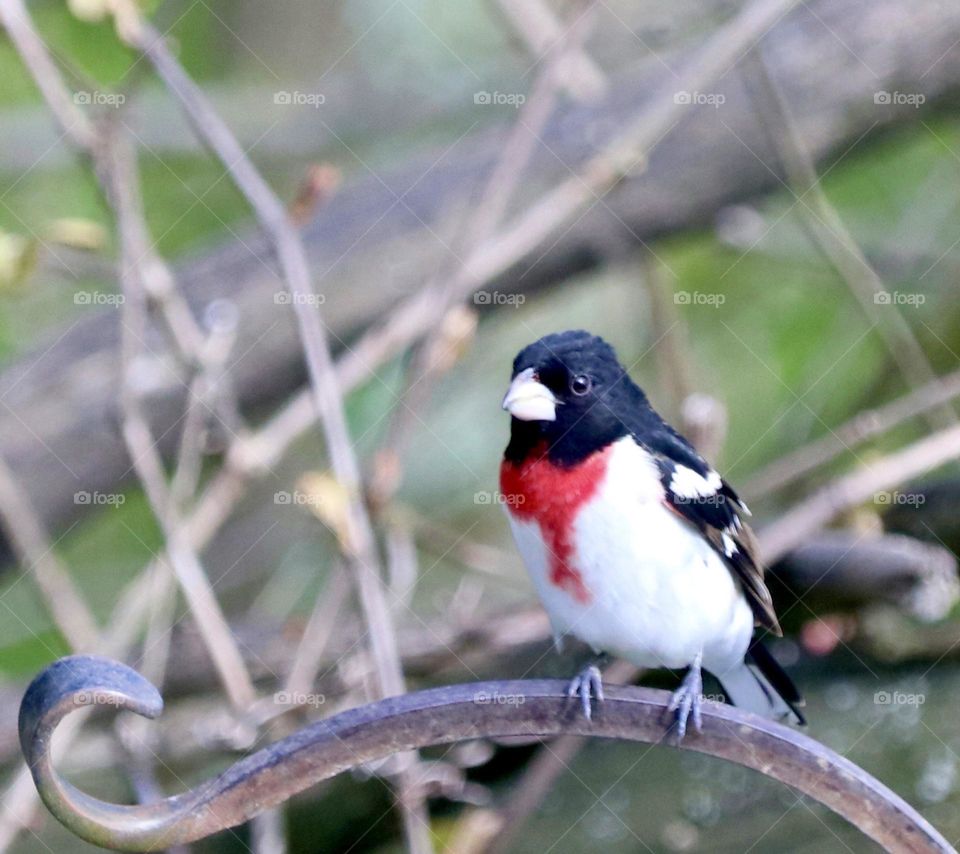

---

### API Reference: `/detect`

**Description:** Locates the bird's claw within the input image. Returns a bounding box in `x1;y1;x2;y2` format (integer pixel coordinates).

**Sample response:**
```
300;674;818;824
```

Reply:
567;664;604;721
666;664;703;740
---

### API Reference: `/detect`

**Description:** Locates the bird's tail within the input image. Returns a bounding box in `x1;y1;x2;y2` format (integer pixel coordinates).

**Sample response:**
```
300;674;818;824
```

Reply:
716;640;805;724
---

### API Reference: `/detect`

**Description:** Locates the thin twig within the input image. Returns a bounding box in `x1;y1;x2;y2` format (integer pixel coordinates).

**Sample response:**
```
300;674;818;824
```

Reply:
0;2;809;847
207;0;803;510
370;0;595;507
484;660;640;854
333;0;804;410
745;365;960;498
282;565;351;701
111;10;435;849
56;0;812;659
467;3;598;247
0;1;95;149
642;255;695;416
493;0;607;101
0;0;257;710
169;302;240;510
120;3;405;700
250;808;287;854
0;453;100;651
744;47;956;430
759;422;960;563
106;130;256;710
9;0;803;673
117;566;184;854
0;561;167;852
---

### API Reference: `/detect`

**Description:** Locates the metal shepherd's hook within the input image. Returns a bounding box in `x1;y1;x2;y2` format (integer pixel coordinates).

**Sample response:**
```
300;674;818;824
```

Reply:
18;655;956;853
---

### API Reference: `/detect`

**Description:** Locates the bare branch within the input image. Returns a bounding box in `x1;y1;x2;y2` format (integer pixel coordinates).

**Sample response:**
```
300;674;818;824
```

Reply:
0;0;95;149
483;660;640;854
759;422;960;563
281;566;351;704
116;5;407;703
173;0;810;538
370;0;596;508
746;366;960;498
0;0;258;711
4;0;960;541
493;0;607;101
0;453;100;651
743;48;956;429
107;9;442;849
106;131;257;710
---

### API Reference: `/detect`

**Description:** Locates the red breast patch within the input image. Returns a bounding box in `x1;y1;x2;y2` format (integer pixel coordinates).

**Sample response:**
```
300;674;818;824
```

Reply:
500;442;613;604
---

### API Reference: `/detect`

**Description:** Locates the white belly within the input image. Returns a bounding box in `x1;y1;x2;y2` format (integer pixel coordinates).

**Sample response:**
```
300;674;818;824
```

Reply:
506;437;754;672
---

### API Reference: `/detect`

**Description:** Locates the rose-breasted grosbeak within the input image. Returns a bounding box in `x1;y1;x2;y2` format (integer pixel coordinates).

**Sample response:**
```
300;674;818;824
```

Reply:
500;330;804;737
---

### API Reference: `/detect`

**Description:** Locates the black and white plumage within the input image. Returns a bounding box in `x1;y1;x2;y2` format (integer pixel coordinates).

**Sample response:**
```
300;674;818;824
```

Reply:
646;418;781;637
499;330;803;736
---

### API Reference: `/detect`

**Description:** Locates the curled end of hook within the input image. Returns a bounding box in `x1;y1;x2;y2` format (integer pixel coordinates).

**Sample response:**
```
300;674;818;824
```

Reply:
19;655;163;762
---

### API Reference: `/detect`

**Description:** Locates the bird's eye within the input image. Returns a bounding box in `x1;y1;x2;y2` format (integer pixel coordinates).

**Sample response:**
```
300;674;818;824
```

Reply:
570;374;592;396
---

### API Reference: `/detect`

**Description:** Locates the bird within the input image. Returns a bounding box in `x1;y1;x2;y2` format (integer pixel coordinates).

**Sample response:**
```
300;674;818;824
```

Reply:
499;330;804;738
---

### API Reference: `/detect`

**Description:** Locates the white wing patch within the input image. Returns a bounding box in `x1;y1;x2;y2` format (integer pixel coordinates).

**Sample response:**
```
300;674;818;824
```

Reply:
669;465;722;500
721;530;738;557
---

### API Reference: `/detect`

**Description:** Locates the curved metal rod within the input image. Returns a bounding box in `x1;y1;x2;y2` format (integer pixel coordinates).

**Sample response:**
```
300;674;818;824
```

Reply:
19;655;954;853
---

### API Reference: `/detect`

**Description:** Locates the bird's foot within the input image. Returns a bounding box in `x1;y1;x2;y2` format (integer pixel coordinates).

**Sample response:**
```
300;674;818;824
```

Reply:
567;663;604;721
666;659;703;741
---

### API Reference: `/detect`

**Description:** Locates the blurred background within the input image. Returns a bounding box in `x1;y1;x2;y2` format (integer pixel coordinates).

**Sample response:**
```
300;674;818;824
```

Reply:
1;0;960;851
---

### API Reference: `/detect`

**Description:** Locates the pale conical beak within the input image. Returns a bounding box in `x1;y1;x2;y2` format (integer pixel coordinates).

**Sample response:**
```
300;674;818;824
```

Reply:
502;368;557;422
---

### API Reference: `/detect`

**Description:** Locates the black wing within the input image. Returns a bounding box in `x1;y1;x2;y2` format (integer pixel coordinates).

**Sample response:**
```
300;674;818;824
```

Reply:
637;424;781;636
